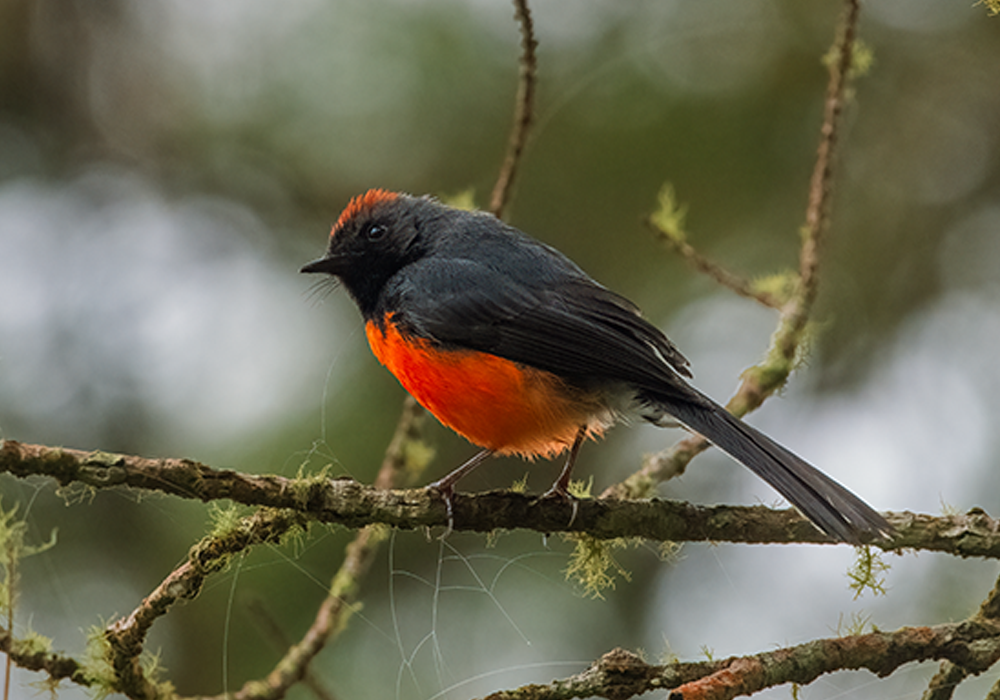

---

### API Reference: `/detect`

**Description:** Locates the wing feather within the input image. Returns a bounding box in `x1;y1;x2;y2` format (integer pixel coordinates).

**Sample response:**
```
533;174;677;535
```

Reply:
382;256;698;404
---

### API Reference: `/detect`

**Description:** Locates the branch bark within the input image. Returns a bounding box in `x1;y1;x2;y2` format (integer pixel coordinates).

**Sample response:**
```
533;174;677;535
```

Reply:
489;0;538;219
4;439;1000;555
478;616;1000;700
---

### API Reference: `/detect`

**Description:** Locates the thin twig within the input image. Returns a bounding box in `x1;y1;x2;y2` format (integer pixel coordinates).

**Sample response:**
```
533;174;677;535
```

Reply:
609;0;862;499
196;397;429;700
644;186;784;309
782;0;860;359
245;599;338;700
650;226;785;309
489;0;538;219
923;662;967;700
0;627;88;687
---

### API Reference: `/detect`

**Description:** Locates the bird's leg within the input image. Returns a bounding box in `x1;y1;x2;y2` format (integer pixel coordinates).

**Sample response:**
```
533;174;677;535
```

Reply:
428;448;494;532
541;426;587;527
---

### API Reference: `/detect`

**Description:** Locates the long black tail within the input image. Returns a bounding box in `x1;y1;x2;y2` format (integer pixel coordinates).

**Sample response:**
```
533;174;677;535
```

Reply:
654;394;892;544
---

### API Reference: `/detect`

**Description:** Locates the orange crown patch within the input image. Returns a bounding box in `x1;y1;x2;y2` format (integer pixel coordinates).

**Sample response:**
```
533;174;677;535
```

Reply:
334;189;399;233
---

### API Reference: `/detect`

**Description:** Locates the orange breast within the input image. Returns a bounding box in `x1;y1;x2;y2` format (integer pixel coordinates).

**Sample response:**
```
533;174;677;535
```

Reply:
365;319;609;458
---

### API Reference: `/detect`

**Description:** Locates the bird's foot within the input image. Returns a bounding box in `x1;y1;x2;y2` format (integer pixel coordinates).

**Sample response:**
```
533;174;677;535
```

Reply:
538;482;580;528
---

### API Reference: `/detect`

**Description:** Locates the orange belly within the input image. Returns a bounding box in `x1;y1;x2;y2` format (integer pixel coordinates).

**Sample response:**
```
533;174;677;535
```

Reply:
365;319;608;457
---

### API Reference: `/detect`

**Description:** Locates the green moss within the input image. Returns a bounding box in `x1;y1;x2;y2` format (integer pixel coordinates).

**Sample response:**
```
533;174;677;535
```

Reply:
835;611;873;636
823;38;875;79
750;272;797;306
563;534;636;599
509;473;529;494
82;627;176;700
207;502;245;539
81;628;117;699
657;642;679;666
289;463;336;509
979;0;1000;15
13;629;53;656
657;540;682;564
402;439;436;475
847;546;890;599
939;499;960;517
442;189;478;210
566;476;594;499
1;499;57;618
649;183;689;243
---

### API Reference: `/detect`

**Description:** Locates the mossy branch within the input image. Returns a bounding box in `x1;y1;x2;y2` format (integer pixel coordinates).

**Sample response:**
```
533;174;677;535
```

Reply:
0;627;88;688
478;595;1000;700
102;508;307;700
14;567;1000;700
5;438;1000;556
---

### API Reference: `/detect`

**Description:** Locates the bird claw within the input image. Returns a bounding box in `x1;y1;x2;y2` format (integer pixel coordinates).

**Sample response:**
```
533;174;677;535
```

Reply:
538;483;580;529
427;479;456;538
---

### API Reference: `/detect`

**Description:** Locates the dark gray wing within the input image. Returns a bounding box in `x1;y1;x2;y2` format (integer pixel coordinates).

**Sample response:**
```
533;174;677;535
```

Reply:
381;255;697;403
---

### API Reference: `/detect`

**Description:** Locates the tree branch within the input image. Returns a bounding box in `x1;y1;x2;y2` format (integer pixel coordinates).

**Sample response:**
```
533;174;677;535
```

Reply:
796;0;859;312
244;598;338;700
4;439;1000;555
105;509;308;699
0;627;89;688
478;615;1000;700
489;0;538;219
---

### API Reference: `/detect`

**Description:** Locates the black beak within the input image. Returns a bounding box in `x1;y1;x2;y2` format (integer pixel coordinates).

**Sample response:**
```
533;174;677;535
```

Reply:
300;257;338;275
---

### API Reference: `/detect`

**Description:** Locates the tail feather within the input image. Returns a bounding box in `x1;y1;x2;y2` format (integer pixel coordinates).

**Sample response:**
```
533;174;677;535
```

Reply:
654;395;891;544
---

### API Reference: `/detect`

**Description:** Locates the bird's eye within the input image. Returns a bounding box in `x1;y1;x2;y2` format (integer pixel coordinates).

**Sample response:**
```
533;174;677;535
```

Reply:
363;223;386;241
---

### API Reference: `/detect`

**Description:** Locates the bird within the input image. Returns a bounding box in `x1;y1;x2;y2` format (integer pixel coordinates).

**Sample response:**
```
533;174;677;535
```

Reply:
301;189;891;543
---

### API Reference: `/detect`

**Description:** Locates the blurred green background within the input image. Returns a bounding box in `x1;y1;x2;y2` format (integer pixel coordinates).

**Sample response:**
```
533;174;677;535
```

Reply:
2;1;1000;698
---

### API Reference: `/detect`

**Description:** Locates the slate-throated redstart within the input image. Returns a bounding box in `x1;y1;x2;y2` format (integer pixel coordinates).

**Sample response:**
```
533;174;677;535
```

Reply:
301;189;890;543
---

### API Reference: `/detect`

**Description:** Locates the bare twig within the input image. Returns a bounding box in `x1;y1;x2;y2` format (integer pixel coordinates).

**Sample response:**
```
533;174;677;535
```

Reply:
650;227;786;309
784;0;861;355
245;599;338;700
489;0;538;219
645;186;785;309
